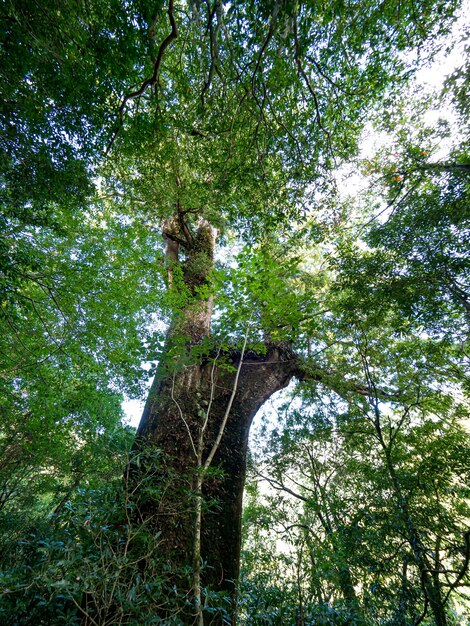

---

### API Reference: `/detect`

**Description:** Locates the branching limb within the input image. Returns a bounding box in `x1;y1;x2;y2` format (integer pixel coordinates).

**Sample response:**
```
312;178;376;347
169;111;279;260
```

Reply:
251;0;283;92
443;530;470;604
106;0;178;154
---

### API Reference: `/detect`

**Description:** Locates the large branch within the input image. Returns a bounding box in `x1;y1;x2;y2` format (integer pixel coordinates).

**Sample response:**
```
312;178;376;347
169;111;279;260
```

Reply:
234;342;398;403
292;358;399;402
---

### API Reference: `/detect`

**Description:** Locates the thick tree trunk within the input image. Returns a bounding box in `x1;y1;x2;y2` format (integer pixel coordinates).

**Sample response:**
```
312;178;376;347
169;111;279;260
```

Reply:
131;217;299;623
134;343;298;622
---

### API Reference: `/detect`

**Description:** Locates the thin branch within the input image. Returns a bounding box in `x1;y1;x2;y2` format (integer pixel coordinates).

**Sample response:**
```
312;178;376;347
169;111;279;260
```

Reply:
415;162;470;174
293;13;333;160
257;472;309;503
413;594;429;626
305;53;350;94
293;18;324;131
443;530;470;604
201;344;222;438
295;361;398;401
171;370;198;458
201;0;222;105
70;595;100;626
251;0;283;92
106;0;178;154
203;328;249;471
358;178;423;232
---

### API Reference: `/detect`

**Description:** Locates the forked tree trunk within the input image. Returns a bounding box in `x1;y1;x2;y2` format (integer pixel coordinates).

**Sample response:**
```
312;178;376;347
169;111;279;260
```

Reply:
132;218;300;624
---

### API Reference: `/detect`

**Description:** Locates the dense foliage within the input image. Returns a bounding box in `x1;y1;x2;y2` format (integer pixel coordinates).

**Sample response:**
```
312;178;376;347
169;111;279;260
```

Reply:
0;0;468;623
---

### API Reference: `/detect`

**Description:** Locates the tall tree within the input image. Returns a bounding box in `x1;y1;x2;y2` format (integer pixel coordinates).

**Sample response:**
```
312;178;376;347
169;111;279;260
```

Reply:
0;0;464;624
